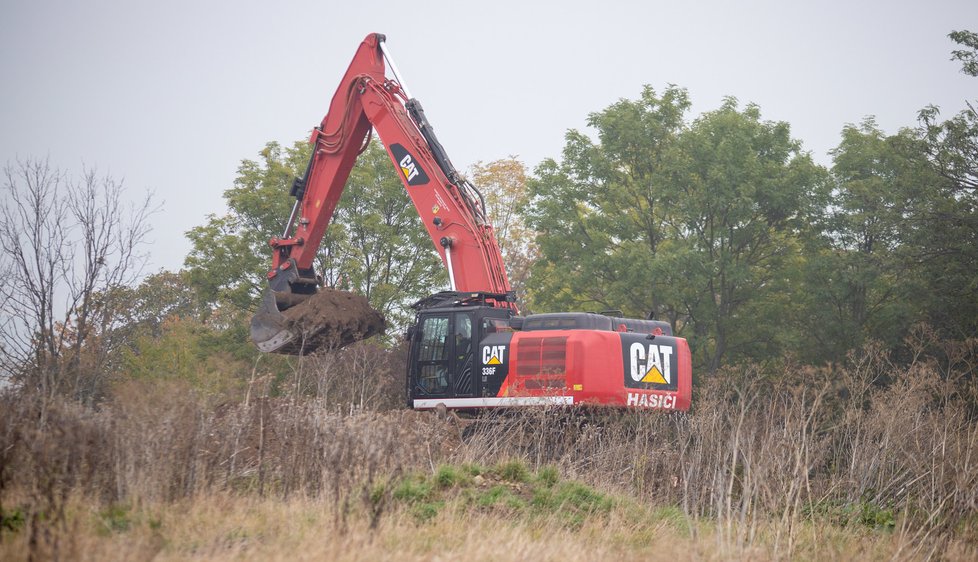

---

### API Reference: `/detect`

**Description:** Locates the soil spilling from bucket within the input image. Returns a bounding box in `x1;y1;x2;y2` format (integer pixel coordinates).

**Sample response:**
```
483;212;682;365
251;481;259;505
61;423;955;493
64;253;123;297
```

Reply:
280;289;386;354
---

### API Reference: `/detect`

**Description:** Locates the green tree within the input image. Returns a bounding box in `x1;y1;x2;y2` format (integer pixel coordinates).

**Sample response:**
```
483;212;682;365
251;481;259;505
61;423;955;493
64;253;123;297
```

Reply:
949;29;978;77
664;99;827;370
526;86;690;323
798;120;925;360
111;270;207;337
115;267;302;401
185;140;444;331
918;104;977;193
903;30;978;339
122;315;249;399
185;141;308;313
527;90;828;371
915;30;978;195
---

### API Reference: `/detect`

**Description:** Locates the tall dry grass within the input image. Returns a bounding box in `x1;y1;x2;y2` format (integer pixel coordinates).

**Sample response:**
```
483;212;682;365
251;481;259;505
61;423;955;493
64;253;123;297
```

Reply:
1;327;976;560
2;491;951;562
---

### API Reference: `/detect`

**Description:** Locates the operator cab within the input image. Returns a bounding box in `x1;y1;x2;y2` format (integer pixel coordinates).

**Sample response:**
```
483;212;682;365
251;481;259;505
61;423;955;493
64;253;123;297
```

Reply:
406;292;515;406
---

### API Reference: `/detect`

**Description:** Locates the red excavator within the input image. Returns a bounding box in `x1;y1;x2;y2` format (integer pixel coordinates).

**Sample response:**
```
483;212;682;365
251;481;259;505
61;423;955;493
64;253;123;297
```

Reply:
250;34;691;412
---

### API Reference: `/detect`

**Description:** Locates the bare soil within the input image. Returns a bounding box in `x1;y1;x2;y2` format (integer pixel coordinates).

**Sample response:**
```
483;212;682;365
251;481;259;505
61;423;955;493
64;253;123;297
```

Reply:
281;288;386;353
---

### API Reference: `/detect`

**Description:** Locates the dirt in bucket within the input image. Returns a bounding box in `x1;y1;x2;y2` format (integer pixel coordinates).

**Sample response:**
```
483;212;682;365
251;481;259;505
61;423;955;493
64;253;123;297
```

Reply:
280;289;386;354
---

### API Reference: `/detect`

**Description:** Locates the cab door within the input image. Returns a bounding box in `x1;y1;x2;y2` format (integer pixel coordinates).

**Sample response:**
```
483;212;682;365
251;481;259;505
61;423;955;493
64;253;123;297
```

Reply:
451;312;476;398
410;312;477;400
412;314;451;397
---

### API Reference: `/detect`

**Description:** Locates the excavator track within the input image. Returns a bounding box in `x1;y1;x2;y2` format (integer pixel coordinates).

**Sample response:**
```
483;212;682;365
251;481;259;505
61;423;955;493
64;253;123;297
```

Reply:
250;288;386;355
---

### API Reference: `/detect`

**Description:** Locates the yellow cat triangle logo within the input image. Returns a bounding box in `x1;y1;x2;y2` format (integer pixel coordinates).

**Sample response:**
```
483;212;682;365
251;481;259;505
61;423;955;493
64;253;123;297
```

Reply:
401;167;412;179
641;365;667;384
487;356;502;365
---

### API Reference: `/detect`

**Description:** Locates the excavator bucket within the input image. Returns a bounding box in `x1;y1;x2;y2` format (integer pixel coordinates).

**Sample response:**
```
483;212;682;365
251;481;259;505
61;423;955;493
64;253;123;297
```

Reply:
250;288;386;355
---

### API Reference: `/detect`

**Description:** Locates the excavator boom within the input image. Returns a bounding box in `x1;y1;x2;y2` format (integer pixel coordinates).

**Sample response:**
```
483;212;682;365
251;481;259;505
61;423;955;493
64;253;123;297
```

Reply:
251;34;514;355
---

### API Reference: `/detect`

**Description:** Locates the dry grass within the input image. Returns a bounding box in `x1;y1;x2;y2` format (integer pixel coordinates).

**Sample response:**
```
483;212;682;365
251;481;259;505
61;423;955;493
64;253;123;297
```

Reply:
4;489;972;562
1;328;977;560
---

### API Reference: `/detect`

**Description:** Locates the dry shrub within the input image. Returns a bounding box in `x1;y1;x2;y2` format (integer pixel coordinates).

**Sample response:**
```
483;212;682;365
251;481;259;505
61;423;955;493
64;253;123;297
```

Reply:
0;378;457;559
454;327;978;557
273;340;407;413
1;372;452;503
1;326;976;559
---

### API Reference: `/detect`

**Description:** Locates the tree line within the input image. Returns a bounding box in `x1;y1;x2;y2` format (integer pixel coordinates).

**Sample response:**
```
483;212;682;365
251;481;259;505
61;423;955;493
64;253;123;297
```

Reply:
1;31;975;403
526;91;976;371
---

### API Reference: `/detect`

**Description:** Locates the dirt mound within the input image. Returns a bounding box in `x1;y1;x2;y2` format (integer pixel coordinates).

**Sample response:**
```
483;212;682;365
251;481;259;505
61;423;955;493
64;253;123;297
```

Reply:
280;289;386;354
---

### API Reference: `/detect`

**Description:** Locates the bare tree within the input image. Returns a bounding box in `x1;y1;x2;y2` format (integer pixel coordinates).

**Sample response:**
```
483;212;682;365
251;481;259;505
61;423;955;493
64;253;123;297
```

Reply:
0;157;155;405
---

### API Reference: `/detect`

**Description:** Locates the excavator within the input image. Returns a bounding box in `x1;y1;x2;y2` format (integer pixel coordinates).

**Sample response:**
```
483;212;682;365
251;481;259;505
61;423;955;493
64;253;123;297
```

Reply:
250;34;691;412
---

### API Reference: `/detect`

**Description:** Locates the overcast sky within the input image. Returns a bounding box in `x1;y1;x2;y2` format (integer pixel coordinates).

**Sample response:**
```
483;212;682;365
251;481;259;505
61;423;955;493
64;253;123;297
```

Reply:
2;0;975;274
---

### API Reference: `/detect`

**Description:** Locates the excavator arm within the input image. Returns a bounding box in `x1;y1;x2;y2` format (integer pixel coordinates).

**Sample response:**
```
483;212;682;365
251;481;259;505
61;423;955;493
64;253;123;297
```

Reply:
251;33;514;354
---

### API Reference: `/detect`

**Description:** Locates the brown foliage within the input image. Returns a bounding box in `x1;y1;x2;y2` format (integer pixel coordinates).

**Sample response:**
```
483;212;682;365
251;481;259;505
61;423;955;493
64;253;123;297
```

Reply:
453;328;978;556
470;158;538;311
1;329;976;559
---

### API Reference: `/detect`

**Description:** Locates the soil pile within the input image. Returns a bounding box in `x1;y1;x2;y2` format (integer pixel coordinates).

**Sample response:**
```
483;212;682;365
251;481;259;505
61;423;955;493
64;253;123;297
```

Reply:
281;289;386;354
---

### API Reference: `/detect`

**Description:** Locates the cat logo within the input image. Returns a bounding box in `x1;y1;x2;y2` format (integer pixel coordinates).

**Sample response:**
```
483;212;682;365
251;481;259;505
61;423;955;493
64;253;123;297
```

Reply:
629;342;673;385
482;345;506;365
390;144;430;186
400;154;419;181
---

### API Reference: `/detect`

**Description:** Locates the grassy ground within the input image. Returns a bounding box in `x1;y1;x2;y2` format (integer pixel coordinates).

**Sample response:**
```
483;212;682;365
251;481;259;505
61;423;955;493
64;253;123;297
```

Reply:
3;337;977;560
3;462;972;561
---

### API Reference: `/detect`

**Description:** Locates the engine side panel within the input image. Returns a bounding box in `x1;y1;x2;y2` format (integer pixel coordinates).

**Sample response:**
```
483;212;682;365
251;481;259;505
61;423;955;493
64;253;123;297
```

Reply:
409;326;691;412
496;330;690;411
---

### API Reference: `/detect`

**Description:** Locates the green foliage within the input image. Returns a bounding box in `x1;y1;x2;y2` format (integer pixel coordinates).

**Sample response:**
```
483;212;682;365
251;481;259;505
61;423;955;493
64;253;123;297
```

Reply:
854;501;897;531
97;504;132;534
122;316;252;397
535;466;559;487
524;64;978;369
392;474;442;523
908;42;978;342
527;87;828;370
0;505;25;534
392;474;434;503
793;106;978;358
386;464;616;529
434;465;471;489
184;140;444;332
460;463;487;477
527;86;690;320
530;481;613;512
476;484;521;508
531;481;614;528
806;499;896;532
123;270;207;332
667;100;828;369
185;141;306;313
795;120;924;360
410;502;442;523
495;460;530;483
950;30;978;77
